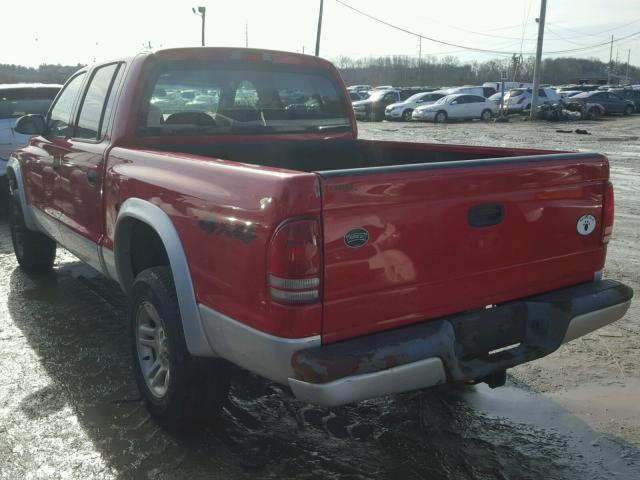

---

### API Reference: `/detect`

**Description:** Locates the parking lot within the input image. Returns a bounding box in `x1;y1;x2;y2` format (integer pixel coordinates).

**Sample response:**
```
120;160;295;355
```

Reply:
1;115;639;480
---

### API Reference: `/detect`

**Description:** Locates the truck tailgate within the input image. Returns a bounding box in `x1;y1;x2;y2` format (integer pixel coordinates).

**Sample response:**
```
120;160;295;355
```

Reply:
317;153;609;344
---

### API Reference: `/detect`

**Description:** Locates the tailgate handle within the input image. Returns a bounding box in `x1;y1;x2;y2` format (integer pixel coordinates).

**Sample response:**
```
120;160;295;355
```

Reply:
468;204;505;228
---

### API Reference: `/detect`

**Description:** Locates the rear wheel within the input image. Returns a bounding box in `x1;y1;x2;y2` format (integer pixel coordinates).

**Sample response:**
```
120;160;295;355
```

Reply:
130;266;230;428
8;188;56;274
434;111;448;123
401;109;413;121
480;109;492;122
624;105;634;116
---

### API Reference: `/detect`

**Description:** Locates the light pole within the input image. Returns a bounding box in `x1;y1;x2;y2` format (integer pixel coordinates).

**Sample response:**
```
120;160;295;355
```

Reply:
192;6;206;46
315;0;324;56
529;0;547;119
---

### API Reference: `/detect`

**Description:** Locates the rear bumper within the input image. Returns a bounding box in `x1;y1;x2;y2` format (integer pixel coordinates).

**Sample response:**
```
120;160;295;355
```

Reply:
288;280;632;407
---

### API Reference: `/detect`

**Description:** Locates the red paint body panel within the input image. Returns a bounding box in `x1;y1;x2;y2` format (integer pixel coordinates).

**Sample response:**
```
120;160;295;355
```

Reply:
319;155;608;342
12;47;614;346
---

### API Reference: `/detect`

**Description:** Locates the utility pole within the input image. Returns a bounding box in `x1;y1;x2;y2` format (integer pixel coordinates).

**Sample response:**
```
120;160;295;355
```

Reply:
315;0;324;56
245;20;249;48
607;35;614;84
530;0;547;119
192;7;206;46
627;49;631;83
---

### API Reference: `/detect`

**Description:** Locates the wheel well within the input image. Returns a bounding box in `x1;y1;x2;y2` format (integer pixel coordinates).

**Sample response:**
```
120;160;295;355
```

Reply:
116;218;170;292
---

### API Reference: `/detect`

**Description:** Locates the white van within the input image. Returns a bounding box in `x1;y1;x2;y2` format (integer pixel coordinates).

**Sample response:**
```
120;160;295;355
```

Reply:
483;81;533;94
447;85;497;98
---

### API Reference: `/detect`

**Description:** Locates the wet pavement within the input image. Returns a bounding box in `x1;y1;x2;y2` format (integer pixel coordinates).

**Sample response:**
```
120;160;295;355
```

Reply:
1;116;640;479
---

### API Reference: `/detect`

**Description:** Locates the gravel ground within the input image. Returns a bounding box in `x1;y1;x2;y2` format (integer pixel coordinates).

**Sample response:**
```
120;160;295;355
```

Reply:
1;115;639;479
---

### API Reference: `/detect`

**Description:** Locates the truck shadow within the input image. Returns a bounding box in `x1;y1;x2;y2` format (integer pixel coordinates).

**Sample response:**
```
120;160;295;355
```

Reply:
5;258;640;480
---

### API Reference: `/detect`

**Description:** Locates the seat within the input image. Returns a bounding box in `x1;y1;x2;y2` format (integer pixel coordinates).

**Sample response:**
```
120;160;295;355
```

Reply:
165;111;216;127
146;105;164;127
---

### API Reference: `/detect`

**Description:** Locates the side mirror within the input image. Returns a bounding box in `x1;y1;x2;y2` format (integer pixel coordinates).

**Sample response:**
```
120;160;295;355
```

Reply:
451;101;458;105
14;114;46;135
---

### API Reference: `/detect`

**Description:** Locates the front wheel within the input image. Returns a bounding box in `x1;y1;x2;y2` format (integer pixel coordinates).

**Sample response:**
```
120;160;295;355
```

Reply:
130;266;230;428
434;111;448;123
401;109;413;121
480;109;493;122
8;190;56;274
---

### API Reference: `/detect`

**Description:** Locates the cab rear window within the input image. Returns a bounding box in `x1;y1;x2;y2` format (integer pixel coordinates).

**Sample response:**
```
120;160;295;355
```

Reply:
139;61;351;135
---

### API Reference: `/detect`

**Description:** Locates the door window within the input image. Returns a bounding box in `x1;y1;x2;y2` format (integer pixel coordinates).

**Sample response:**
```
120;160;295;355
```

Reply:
75;63;122;140
48;73;86;137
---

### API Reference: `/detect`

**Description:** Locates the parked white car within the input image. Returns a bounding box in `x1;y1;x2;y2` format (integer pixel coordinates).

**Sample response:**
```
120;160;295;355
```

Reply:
385;91;447;121
0;84;61;195
412;94;496;123
503;87;560;113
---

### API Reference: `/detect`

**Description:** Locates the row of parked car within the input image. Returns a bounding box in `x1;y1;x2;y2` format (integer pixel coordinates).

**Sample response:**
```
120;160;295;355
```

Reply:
348;83;640;123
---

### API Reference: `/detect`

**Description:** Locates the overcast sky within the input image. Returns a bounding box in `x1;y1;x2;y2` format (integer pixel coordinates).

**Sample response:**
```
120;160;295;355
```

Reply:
4;0;640;69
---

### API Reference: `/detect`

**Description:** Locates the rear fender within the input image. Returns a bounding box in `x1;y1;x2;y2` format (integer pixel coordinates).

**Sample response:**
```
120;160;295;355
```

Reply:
114;197;215;357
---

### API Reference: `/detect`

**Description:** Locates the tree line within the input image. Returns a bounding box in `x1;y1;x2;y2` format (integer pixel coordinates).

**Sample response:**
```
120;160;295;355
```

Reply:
0;64;83;85
0;56;637;88
336;55;639;87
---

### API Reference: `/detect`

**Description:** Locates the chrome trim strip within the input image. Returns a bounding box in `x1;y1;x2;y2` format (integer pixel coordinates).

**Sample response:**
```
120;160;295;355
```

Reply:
288;357;447;407
115;198;214;356
198;303;320;384
562;300;631;343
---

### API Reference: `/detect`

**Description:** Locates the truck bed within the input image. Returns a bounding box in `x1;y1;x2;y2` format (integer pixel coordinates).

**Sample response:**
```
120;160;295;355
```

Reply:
152;139;561;172
142;139;609;343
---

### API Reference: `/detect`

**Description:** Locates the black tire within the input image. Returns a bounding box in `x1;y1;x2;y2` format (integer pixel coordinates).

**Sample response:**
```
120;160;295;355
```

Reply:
624;105;634;116
8;189;56;274
401;109;413;121
130;266;230;428
434;111;448;123
480;109;492;122
587;107;602;120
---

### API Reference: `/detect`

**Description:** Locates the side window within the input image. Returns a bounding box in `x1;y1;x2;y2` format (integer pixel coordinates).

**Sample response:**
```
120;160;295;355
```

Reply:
539;89;547;97
384;92;397;102
48;73;86;137
75;63;120;140
455;96;467;104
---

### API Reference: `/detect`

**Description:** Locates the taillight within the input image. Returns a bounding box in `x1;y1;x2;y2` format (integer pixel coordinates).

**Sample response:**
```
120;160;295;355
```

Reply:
268;218;322;305
602;181;614;244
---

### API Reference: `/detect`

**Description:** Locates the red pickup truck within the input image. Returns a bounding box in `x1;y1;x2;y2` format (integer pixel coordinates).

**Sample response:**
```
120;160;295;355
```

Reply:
6;48;632;427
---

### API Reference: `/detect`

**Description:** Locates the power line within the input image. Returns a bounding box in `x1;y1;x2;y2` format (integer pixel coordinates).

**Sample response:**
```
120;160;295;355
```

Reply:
334;0;640;57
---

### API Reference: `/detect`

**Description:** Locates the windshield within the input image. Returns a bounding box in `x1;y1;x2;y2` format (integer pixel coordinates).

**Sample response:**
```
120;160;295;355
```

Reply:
139;62;352;135
434;95;451;105
0;87;60;120
406;92;428;102
367;91;389;102
507;89;527;97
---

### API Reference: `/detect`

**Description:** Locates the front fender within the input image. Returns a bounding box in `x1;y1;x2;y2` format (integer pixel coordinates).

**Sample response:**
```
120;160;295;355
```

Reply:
6;157;41;231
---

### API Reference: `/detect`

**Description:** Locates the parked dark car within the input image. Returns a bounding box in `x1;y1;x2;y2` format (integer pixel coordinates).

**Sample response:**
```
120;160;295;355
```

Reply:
570;91;635;115
353;88;427;121
609;88;640;110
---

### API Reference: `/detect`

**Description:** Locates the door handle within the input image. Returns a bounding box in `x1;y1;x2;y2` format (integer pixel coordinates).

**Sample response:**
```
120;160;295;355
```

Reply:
468;204;505;228
86;169;97;186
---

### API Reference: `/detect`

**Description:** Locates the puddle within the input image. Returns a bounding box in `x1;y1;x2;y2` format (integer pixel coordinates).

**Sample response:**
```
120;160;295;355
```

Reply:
461;382;640;478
